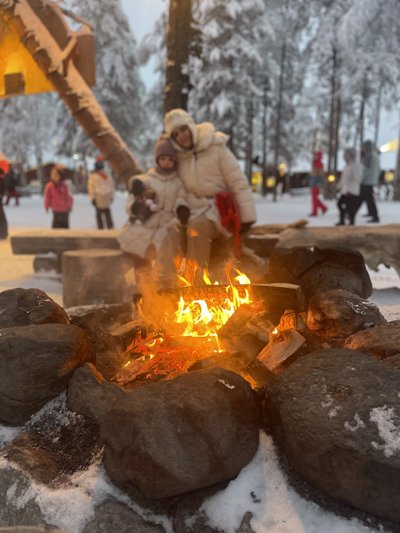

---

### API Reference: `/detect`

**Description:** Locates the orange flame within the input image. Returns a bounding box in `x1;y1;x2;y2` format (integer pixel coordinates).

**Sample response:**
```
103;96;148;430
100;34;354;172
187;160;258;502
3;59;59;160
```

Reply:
173;260;252;343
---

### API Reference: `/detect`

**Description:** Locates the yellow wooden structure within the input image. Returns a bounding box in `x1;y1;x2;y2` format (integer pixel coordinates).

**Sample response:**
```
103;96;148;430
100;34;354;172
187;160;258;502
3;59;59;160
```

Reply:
0;15;54;97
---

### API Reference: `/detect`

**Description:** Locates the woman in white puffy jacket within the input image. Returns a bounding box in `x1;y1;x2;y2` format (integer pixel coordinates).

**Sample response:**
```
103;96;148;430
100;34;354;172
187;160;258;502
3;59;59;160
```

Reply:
159;108;256;274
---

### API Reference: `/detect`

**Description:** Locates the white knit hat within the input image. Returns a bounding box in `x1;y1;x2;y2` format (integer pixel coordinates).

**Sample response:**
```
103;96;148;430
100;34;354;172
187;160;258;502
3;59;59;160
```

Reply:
163;109;198;149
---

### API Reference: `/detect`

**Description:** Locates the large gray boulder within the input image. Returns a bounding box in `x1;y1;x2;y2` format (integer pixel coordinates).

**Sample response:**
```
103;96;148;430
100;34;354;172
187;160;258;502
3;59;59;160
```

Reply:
101;367;260;499
0;324;91;424
307;289;386;346
265;246;372;302
344;320;400;360
67;363;126;423
0;288;69;328
265;348;400;523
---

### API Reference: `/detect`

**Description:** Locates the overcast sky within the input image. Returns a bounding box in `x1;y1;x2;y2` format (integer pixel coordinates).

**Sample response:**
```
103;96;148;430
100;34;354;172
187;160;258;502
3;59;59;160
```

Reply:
120;0;166;42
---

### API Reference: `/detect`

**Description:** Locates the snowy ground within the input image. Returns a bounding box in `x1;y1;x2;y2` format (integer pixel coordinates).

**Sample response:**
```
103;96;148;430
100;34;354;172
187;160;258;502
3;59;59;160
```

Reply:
0;190;399;532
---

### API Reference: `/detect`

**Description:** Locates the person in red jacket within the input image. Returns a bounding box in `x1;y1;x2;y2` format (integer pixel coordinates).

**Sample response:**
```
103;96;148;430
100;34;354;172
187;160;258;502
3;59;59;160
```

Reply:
43;164;73;228
309;151;328;216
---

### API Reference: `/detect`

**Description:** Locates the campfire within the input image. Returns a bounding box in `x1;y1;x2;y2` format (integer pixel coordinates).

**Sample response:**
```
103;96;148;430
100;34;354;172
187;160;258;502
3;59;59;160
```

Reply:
111;259;305;390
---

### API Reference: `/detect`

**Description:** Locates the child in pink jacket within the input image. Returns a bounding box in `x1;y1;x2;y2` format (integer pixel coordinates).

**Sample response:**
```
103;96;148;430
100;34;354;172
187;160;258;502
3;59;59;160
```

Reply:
44;165;73;228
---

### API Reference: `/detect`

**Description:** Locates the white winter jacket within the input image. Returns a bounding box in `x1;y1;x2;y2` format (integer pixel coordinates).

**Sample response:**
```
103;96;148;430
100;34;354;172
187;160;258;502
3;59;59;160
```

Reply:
338;161;363;196
118;168;187;258
87;170;115;209
172;123;256;230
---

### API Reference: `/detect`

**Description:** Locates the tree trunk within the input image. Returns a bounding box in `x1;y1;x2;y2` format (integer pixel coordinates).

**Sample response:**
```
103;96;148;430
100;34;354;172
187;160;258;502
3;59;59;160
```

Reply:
355;75;368;152
394;117;400;201
273;41;286;203
261;81;269;197
0;0;142;183
164;0;192;114
245;99;253;185
327;47;341;199
374;82;382;146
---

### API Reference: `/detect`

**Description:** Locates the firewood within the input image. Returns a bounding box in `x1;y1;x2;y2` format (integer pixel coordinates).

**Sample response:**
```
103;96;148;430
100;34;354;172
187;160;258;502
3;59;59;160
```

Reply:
249;219;309;235
257;329;306;371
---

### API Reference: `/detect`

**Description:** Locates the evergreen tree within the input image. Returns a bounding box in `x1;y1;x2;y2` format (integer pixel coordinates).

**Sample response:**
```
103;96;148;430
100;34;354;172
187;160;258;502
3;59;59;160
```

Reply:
189;0;268;150
58;0;147;159
0;93;57;167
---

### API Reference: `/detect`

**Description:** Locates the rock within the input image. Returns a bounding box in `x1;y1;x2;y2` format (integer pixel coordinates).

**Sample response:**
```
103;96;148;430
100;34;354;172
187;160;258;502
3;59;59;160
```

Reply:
265;348;400;523
265;247;372;302
381;354;400;370
68;303;133;379
307;289;386;346
67;363;126;423
82;499;165;533
0;324;92;424
0;468;47;528
101;368;260;499
344;320;400;360
276;224;400;278
0;288;69;328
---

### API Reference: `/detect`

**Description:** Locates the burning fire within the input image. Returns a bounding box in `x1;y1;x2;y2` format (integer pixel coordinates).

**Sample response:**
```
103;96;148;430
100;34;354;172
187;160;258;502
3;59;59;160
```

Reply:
174;260;252;344
115;260;255;386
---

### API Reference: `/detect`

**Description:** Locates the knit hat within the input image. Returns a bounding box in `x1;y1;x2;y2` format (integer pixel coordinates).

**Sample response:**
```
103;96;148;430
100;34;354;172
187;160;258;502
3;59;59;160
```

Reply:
95;156;105;170
163;108;198;148
154;136;178;164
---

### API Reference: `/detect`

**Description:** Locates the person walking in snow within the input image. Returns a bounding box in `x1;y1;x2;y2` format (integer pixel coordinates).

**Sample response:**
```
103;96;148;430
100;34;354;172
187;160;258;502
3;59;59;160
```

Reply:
335;148;362;226
308;151;328;217
117;136;188;281
44;164;73;228
4;164;20;206
355;140;381;223
159;108;256;280
87;157;115;229
0;160;9;239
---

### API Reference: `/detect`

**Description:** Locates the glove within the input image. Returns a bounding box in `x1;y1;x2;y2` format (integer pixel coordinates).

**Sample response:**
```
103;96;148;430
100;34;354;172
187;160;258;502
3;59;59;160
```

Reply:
91;199;96;207
239;222;253;234
130;178;144;197
176;205;190;225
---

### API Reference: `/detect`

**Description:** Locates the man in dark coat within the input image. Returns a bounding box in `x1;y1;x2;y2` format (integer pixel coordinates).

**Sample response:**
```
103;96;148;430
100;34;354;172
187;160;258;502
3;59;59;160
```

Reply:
0;166;9;239
5;165;20;206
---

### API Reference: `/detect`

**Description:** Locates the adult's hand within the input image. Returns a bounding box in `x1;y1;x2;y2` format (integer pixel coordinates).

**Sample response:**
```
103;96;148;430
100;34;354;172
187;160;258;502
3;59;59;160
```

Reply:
176;205;190;225
91;199;96;207
239;222;253;233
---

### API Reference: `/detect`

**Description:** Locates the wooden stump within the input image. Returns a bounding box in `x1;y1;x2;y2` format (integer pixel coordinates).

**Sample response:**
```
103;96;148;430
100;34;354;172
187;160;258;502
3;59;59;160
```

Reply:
62;249;133;309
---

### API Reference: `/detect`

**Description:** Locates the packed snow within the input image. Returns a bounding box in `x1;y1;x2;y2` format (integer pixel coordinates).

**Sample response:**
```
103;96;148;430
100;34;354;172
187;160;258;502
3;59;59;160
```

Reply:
0;190;399;532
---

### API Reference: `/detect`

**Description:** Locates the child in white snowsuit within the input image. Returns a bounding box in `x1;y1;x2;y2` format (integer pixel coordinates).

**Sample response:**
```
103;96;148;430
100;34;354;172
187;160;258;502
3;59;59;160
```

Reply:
118;136;188;272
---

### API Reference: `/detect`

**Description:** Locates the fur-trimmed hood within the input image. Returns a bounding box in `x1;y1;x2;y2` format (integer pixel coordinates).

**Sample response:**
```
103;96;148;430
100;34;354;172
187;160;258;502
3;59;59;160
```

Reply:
164;108;229;154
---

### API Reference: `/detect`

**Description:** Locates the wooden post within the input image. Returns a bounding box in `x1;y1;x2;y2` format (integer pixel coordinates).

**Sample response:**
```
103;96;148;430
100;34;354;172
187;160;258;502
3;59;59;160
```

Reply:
164;0;192;113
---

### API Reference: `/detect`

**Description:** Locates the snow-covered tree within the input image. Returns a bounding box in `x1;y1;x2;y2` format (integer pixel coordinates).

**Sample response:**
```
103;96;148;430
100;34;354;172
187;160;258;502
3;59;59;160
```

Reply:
0;93;57;167
58;0;147;159
189;0;269;154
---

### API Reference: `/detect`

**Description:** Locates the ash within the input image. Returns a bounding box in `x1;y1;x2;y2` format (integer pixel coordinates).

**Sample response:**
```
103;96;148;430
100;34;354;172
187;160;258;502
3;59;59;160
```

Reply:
25;394;102;482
